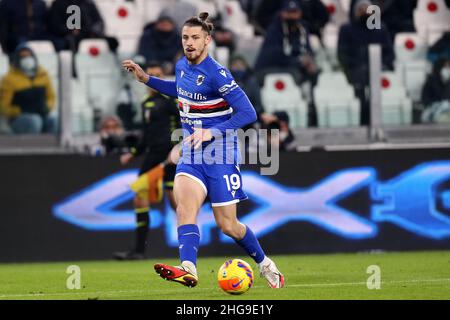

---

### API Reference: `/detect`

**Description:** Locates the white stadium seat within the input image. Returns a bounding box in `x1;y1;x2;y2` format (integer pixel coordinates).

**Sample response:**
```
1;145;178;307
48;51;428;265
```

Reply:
394;33;427;62
414;0;450;44
381;72;413;125
76;39;122;118
71;79;94;134
216;0;254;38
322;24;340;71
142;0;176;23
0;54;9;77
215;47;230;68
261;73;307;128
95;0;144;54
235;35;263;68
314;72;360;127
321;0;349;26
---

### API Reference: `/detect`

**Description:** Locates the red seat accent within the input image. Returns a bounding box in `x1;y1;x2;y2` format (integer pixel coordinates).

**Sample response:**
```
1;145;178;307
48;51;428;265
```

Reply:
427;1;438;12
275;80;285;91
118;7;128;18
89;46;99;57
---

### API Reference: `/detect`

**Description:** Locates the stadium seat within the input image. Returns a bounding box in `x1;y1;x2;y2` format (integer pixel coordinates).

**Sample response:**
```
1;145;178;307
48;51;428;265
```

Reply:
142;0;176;23
321;0;349;26
216;0;254;38
235;35;263;68
76;39;122;118
0;54;9;77
96;0;144;54
322;24;340;70
381;72;413;125
414;0;450;43
261;73;307;128
397;60;430;102
183;0;218;18
215;47;230;68
341;0;352;13
71;79;94;134
394;33;427;62
314;72;360;127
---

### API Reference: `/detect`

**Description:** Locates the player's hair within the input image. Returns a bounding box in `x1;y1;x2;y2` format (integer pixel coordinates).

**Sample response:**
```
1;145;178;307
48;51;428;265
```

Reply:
183;12;214;35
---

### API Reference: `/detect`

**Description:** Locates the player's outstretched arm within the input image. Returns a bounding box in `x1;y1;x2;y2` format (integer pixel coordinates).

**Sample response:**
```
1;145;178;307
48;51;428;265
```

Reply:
122;59;178;98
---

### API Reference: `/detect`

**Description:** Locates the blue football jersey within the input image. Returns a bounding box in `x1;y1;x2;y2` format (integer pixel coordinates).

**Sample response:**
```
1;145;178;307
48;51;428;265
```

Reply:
175;55;243;165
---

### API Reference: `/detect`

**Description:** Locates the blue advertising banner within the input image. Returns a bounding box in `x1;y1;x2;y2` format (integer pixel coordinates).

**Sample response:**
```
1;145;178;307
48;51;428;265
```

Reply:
1;149;450;262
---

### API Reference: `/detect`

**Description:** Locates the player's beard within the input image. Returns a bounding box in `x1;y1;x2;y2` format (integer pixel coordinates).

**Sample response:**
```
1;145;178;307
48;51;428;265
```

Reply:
185;44;206;64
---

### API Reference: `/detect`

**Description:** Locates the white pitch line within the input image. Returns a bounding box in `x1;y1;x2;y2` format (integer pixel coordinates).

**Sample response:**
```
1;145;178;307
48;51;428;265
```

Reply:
0;278;449;299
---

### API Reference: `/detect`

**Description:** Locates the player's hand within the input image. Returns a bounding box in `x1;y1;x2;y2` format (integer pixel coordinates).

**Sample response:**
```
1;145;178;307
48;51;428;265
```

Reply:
122;60;149;83
184;128;213;149
120;153;134;165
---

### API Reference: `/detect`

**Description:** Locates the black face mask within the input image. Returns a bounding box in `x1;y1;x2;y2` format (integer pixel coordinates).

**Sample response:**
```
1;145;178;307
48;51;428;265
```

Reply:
285;19;298;27
358;14;370;26
156;30;173;38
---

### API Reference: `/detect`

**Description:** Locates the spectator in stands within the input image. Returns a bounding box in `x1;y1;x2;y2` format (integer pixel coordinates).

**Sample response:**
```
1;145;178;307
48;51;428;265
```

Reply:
230;55;264;116
254;0;329;38
421;58;450;121
349;0;417;42
99;115;139;155
0;44;56;134
47;0;118;52
0;0;53;54
137;15;182;75
428;32;450;63
211;19;237;55
338;0;395;125
255;0;320;127
261;111;296;151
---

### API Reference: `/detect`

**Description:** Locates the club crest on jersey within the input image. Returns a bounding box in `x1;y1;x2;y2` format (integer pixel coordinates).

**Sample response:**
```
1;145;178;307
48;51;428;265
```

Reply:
196;74;205;86
220;69;227;77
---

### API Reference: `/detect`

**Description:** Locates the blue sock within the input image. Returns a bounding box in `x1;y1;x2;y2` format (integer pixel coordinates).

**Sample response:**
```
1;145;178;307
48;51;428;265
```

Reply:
235;225;265;264
178;224;200;266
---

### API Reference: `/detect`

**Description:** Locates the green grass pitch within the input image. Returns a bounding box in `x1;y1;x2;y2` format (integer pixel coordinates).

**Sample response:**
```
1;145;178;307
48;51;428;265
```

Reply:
0;251;449;300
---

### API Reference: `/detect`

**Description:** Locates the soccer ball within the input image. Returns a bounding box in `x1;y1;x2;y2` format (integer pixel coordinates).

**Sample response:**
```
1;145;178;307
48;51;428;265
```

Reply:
217;259;254;295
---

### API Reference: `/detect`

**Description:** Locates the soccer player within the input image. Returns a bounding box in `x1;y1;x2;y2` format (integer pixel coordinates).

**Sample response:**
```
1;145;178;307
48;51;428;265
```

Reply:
122;12;285;288
114;62;180;260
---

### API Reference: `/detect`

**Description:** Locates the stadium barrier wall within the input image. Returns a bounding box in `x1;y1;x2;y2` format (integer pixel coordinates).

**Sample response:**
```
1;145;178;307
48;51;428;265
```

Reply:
1;149;450;262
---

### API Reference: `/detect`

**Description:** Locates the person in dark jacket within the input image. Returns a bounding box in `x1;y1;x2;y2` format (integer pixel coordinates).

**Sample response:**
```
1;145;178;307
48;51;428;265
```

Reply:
428;32;450;63
255;0;320;127
254;0;329;38
0;0;52;54
338;0;395;125
137;15;182;75
47;0;118;52
348;0;417;42
421;58;450;107
229;55;264;116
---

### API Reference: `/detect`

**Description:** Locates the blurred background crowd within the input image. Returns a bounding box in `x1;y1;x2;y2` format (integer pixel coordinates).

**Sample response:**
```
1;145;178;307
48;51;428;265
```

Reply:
0;0;449;152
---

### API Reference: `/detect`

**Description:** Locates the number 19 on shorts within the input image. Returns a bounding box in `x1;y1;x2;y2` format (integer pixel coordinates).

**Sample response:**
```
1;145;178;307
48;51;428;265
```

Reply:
223;174;241;191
